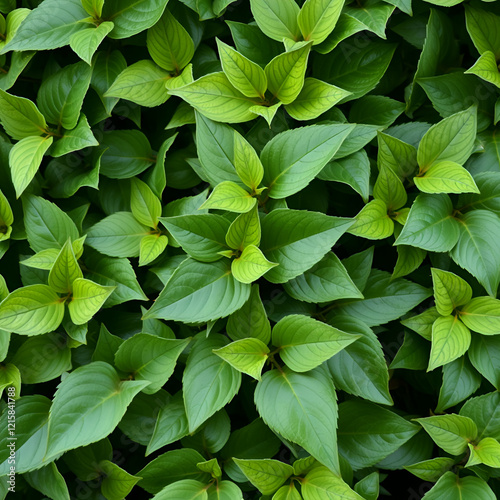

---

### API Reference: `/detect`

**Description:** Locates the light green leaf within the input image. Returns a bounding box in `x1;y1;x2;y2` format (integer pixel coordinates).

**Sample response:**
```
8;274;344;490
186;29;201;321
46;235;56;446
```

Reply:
165;63;194;90
144;258;251;323
200;181;256;213
343;1;395;39
0;189;13;242
377;131;417;179
395;194;460;252
81;0;103;17
217;38;267;99
338;399;420;469
262;124;355;199
405;457;456;482
46;361;149;457
50;114;98;158
460;391;500;440
0;284;64;335
24;462;70;500
285;77;351;121
451;210;500;297
9;135;53;198
284;252;363;303
139;234;168;267
226;205;261;251
459;297;500;335
86;212;150;258
261;209;353;283
147;8;194;73
373;163;407;210
184;334;241;432
415;161;479;194
68;278;115;325
467;437;500;468
298;0;345;45
392;245;427;280
428;315;471;371
234;129;264;192
160;214;229;262
213;338;269;381
415;414;477;455
273;314;358;372
100;460;140;500
265;43;311;105
255;367;340;473
168;72;258;124
232;245;277;284
417;107;477;170
249;102;282;127
48;239;82;293
272;483;301;500
0;89;47;139
207;481;243;500
301;465;363;499
465;5;500;59
347;199;394;240
422;472;496;500
2;0;88;52
431;268;473;317
401;307;441;341
104;60;170;107
115;334;190;394
234;458;293;495
197;458;222;479
70;21;113;65
249;0;300;42
465;51;500;89
131;177;161;228
227;284;271;344
152;479;208;500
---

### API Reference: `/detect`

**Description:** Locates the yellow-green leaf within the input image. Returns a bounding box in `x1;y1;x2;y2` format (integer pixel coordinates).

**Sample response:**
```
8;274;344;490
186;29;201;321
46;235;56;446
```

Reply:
415;161;480;194
298;0;345;45
459;297;500;335
231;245;278;284
467;437;500;468
200;181;256;213
347;199;394;240
68;278;115;325
69;21;114;65
431;268;473;317
226;205;261;251
48;239;83;294
233;132;264;191
139;234;168;267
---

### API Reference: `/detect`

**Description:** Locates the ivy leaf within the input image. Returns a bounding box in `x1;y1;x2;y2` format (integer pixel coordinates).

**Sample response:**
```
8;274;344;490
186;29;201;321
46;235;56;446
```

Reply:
255;367;340;473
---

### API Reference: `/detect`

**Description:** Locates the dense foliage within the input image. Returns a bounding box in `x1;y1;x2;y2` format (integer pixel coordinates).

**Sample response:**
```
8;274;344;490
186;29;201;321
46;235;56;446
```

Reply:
0;0;500;498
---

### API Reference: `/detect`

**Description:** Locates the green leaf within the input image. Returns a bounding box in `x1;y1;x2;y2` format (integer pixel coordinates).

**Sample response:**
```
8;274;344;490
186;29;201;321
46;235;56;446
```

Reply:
217;38;267;99
99;460;141;500
81;0;104;18
373;164;407;210
139;233;168;267
226;205;261;251
350;95;405;127
265;43;311;105
417;107;477;170
327;315;392;405
347;199;394;240
103;0;169;40
48;238;82;293
68;278;115;325
2;0;88;52
465;5;500;59
285;77;351;121
298;0;345;45
284;252;363;303
467;437;500;468
233;133;264;192
314;41;396;102
468;335;500;389
262;124;354;199
104;60;170;107
458;172;500;215
338;399;420;469
86;212;150;258
152;480;208;500
249;102;282;126
9;135;53;198
227;284;271;344
145;134;178;198
131;177;161;228
207;481;244;500
232;245;278;284
50;114;98;158
249;0;300;42
38;60;92;130
395;194;460;252
415;161;479;194
168;72;258;124
24;462;70;500
0;89;47;139
272;314;358;372
301;465;363;499
234;458;293;495
184;334;241;432
414;414;477;455
401;307;441;341
272;483;302;500
115;334;190;394
145;258;250;323
260;209;353;283
459;297;500;335
197;458;222;479
91;50;126;115
343;1;395;39
0;284;64;335
200;181;256;213
147;8;193;73
405;457;456;482
377;131;418;179
422;471;495;500
46;361;149;457
213;338;269;381
255;367;340;473
451;210;500;297
460;391;500;441
160;214;230;262
429;315;471;371
137;449;209;494
0;189;13;241
431;268;473;316
392;245;427;280
332;269;432;327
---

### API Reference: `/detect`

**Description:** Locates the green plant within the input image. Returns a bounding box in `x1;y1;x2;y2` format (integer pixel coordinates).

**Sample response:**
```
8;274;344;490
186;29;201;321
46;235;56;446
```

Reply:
0;0;499;498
